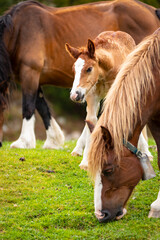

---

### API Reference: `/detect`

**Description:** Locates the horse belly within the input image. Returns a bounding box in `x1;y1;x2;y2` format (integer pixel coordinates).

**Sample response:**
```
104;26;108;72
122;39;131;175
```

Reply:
39;69;73;88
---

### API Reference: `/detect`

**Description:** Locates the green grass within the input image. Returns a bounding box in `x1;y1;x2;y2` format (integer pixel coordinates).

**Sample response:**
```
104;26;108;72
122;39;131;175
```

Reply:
0;139;160;240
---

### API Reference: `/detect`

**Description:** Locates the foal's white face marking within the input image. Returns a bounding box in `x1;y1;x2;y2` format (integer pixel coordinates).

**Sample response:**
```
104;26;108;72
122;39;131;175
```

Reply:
94;171;104;219
70;58;85;97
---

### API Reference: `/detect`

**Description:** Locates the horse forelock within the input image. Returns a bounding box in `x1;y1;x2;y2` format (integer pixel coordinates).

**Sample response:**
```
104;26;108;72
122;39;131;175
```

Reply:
88;28;160;179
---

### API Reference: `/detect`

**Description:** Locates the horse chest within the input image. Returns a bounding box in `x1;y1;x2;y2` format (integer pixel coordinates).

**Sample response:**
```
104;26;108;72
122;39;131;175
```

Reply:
96;80;111;98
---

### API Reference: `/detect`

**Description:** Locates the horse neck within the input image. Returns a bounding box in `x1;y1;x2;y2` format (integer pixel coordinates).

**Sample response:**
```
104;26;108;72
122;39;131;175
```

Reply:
96;48;118;81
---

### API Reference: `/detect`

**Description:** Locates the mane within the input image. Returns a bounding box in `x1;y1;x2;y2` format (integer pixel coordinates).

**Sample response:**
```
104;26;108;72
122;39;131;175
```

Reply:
88;28;160;179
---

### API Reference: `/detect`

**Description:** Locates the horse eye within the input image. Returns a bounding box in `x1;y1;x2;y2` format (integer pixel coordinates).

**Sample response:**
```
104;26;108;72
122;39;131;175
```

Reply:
86;67;92;73
102;168;114;176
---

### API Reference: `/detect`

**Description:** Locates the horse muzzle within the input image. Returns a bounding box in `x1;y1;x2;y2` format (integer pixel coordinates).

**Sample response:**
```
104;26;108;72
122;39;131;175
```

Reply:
95;208;127;223
70;89;85;102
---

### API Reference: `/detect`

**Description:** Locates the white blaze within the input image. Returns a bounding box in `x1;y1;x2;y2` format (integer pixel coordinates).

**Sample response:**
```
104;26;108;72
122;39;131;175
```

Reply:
94;171;104;218
71;58;85;95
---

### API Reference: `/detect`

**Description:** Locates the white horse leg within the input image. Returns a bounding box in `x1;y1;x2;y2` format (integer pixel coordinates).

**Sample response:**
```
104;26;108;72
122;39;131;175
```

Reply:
79;125;91;170
11;115;36;148
71;124;87;156
148;190;160;218
79;94;100;170
138;127;153;161
43;117;65;149
11;64;42;149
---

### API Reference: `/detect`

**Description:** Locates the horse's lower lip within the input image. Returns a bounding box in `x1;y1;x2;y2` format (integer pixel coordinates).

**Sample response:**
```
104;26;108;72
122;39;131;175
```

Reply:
116;208;127;220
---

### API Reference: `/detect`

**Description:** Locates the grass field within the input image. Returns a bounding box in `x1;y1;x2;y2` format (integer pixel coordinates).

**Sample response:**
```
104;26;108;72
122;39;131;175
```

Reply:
0;139;160;240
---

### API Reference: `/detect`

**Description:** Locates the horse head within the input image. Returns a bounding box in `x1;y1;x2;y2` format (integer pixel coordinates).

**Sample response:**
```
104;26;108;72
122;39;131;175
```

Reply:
88;126;143;223
66;39;111;103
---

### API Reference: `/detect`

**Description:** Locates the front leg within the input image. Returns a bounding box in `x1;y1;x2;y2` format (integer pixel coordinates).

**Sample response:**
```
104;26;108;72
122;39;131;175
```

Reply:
10;65;39;149
149;191;160;218
71;124;88;156
147;119;160;218
79;94;100;170
137;126;153;161
10;93;37;149
79;124;92;170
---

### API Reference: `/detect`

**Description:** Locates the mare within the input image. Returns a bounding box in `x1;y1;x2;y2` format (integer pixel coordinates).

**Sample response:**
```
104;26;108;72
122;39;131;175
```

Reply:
66;31;152;168
0;0;160;149
87;27;160;223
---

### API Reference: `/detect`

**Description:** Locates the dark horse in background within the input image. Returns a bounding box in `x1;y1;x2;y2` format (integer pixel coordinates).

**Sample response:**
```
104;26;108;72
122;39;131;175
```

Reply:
0;0;160;149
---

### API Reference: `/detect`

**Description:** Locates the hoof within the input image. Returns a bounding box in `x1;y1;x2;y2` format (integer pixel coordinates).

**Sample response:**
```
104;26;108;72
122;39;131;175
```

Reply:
71;151;82;157
43;142;62;150
79;162;88;170
0;142;2;147
148;209;160;218
71;148;83;156
10;138;36;149
148;155;153;162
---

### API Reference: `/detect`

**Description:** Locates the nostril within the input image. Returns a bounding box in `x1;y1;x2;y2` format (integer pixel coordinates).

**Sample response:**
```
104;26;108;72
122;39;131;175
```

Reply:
116;210;123;217
81;94;84;100
98;209;111;223
75;91;81;101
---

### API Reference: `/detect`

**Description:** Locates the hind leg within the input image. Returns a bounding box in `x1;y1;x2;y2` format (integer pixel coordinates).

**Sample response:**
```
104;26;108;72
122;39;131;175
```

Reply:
36;87;64;149
10;65;39;149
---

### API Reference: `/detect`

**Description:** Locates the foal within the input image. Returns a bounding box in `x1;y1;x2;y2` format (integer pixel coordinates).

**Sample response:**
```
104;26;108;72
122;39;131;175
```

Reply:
66;31;152;168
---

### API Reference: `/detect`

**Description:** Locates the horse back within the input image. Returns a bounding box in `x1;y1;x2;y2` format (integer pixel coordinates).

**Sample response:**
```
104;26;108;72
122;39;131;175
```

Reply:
101;0;160;44
2;0;160;86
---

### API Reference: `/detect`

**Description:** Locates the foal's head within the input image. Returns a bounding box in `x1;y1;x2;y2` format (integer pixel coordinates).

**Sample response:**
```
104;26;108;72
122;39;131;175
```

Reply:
66;39;113;102
88;126;143;223
66;39;99;102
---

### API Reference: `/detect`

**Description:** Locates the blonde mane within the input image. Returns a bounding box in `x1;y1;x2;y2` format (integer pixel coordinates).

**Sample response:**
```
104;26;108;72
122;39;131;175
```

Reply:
88;28;160;179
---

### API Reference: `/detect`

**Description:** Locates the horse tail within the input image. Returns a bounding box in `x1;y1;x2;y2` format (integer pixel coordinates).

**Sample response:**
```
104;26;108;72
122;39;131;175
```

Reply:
0;14;13;107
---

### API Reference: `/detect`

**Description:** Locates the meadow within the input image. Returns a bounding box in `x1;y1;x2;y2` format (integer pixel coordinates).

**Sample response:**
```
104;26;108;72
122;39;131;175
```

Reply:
0;139;160;240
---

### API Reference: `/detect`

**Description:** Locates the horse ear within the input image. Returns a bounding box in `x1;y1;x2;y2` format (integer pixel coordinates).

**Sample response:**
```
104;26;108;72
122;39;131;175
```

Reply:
101;126;113;149
85;120;95;133
65;43;81;59
87;39;95;58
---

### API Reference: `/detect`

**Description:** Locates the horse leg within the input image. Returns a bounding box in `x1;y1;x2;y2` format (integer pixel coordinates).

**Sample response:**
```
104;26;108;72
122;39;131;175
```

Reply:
137;126;153;161
36;87;64;149
71;124;87;156
10;65;40;148
147;119;160;218
79;94;100;170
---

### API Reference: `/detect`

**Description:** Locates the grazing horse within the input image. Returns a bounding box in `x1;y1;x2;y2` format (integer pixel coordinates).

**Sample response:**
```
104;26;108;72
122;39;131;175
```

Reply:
66;31;152;168
0;0;160;148
87;28;160;223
